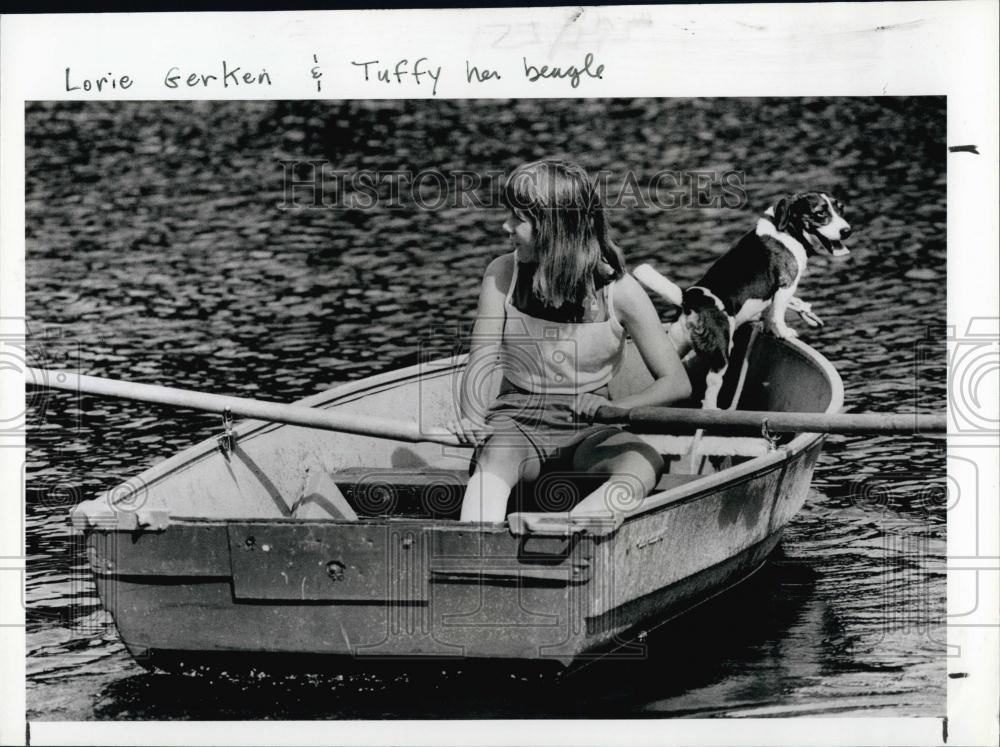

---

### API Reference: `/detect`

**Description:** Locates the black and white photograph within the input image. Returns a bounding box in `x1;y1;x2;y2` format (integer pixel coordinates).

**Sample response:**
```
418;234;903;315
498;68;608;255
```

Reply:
2;4;998;746
21;93;950;716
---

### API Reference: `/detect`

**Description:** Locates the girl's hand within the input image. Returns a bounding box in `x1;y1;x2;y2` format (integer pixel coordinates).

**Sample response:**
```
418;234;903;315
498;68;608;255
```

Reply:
445;417;493;446
572;393;611;423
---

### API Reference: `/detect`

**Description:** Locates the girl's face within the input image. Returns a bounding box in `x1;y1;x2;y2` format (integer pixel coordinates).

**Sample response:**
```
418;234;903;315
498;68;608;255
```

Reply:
503;208;535;259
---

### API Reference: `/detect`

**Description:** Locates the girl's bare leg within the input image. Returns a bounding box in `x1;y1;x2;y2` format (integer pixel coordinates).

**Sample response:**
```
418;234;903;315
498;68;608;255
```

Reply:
569;431;664;519
460;443;540;523
460;465;516;522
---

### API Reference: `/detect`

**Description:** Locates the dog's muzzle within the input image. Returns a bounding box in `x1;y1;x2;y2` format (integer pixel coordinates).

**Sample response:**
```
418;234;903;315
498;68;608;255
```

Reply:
809;225;851;257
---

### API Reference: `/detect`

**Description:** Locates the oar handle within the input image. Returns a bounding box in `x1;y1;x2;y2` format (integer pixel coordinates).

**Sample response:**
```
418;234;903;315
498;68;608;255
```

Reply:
594;405;631;424
27;368;463;447
594;405;947;436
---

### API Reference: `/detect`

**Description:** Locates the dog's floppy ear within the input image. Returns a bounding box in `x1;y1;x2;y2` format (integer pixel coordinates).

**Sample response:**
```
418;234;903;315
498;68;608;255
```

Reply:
772;197;791;231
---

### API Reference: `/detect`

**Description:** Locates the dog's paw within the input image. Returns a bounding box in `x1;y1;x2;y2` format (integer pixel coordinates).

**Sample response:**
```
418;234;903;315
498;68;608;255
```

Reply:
799;310;824;328
793;304;824;327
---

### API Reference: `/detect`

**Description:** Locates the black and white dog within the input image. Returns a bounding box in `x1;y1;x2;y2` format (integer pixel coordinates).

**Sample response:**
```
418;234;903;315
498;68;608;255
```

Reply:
634;192;851;410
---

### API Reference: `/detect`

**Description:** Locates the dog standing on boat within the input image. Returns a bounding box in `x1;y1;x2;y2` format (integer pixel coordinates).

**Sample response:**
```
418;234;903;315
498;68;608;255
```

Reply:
634;192;851;410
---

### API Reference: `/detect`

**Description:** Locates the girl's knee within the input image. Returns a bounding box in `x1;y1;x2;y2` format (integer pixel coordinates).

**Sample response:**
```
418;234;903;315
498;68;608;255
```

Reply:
476;443;540;483
643;447;666;483
574;431;664;482
462;443;541;523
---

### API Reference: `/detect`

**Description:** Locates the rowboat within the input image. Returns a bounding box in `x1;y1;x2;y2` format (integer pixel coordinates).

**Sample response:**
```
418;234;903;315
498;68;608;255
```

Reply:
68;327;842;669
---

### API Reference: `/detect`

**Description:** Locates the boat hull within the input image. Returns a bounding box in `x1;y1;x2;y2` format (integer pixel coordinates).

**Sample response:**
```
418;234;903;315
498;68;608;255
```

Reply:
99;528;788;669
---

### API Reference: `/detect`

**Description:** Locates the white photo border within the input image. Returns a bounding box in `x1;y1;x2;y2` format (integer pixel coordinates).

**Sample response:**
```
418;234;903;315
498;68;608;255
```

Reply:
1;3;997;746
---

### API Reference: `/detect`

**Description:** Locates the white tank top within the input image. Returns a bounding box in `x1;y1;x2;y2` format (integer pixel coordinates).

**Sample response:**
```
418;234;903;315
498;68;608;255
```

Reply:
500;256;626;394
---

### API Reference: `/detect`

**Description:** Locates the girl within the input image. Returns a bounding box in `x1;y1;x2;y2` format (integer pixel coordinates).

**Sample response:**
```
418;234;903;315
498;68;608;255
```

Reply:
447;159;691;523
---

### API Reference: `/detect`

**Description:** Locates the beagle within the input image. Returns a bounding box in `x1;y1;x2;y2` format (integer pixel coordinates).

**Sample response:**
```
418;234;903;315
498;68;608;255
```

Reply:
634;192;851;409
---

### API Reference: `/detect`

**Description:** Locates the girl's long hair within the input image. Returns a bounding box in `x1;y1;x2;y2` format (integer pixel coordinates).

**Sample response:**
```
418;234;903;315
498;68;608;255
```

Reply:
501;159;626;309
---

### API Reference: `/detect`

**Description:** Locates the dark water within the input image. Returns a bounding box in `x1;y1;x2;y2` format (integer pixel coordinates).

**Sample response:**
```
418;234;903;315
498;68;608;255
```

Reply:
24;98;946;719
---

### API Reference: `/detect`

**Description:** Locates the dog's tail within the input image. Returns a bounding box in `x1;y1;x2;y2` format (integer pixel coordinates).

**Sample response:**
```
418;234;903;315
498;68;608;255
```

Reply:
683;288;731;371
632;263;684;306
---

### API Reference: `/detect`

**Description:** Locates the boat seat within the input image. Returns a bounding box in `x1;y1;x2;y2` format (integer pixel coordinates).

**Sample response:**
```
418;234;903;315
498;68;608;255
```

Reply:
328;467;610;518
331;467;469;519
328;466;710;520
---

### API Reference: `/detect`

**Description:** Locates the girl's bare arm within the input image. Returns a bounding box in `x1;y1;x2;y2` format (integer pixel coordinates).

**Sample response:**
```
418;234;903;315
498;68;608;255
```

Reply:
612;273;693;408
458;253;514;422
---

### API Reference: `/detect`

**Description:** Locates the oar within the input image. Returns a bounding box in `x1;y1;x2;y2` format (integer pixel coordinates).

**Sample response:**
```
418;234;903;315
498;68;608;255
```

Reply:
594;404;947;436
26;368;463;447
27;367;947;443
